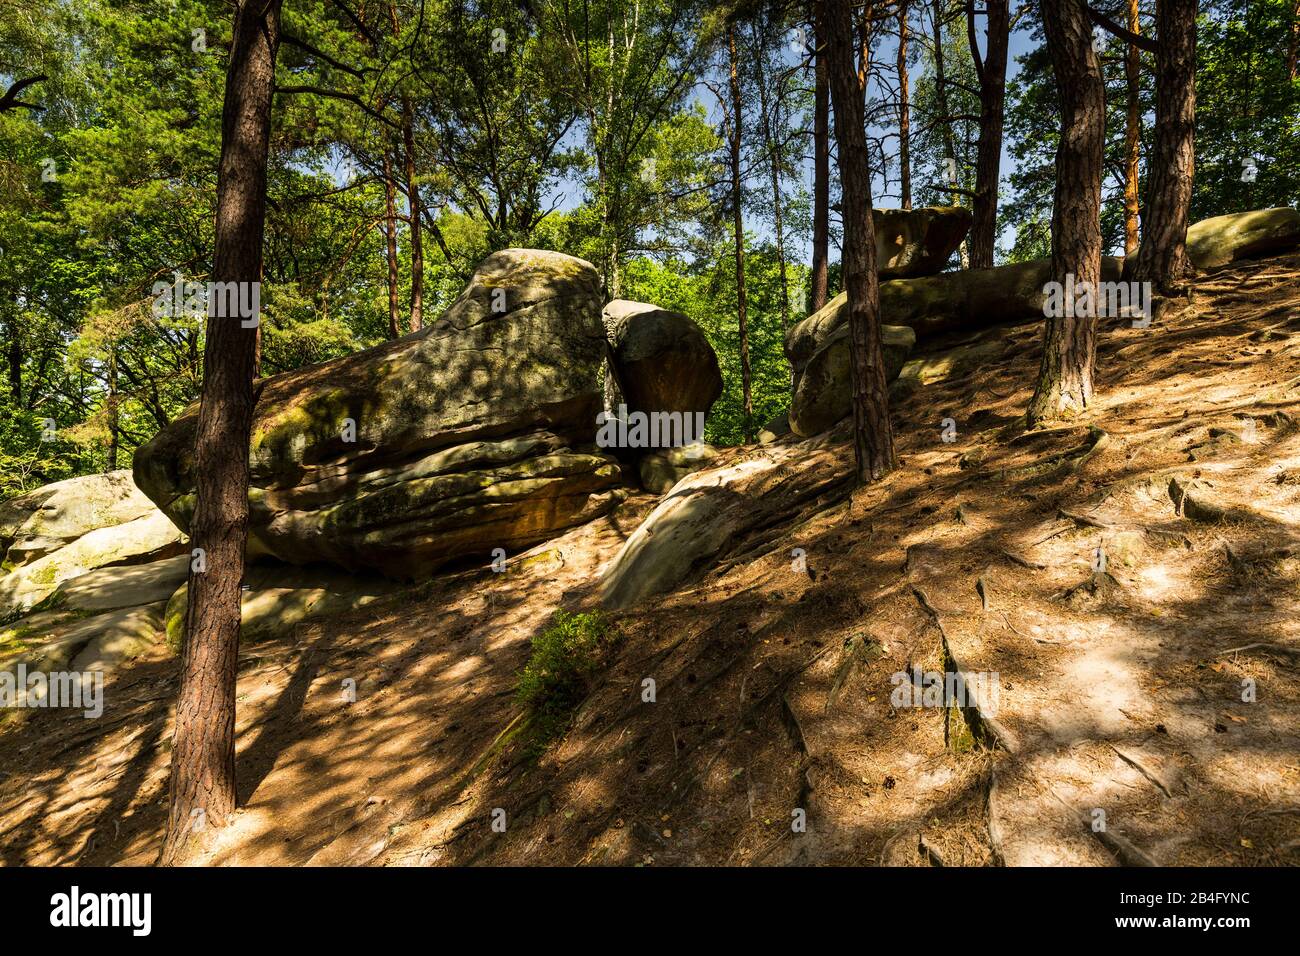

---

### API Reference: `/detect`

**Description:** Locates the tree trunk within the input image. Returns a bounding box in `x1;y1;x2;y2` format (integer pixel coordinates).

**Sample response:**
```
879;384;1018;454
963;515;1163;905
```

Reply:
106;348;118;471
1027;0;1105;424
1123;0;1142;258
754;26;791;330
810;3;830;313
252;321;262;379
856;1;874;90
897;0;912;210
729;23;754;443
824;0;895;482
401;97;424;332
930;1;960;208
1289;0;1299;81
968;0;1008;269
160;0;281;865
1130;0;1196;293
7;320;20;405
382;149;401;338
609;232;622;300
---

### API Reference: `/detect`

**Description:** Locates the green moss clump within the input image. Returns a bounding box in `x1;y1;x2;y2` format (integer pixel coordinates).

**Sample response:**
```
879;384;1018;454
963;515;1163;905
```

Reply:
516;610;614;750
0;624;36;653
164;583;188;654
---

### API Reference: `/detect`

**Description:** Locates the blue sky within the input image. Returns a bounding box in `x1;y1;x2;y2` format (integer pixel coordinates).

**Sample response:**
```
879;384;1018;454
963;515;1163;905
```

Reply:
539;11;1048;263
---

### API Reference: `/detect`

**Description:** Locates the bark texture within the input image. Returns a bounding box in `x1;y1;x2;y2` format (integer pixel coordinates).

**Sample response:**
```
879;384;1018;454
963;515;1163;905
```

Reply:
1130;0;1197;292
161;0;281;865
823;0;896;482
968;0;1008;269
1028;0;1105;424
810;2;830;313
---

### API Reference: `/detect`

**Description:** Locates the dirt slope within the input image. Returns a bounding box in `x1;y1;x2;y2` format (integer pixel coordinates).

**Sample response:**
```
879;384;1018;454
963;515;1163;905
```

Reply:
3;252;1299;867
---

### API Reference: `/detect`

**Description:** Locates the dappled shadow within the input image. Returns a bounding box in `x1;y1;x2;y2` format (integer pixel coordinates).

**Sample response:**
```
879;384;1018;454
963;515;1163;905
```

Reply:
3;253;1299;866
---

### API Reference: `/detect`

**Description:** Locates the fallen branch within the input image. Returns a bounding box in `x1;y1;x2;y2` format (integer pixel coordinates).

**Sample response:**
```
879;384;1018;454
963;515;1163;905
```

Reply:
1001;549;1047;570
1215;643;1299;663
1110;744;1175;798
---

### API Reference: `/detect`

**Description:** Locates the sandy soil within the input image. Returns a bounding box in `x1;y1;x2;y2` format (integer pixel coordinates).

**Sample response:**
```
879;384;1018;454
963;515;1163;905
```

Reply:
2;252;1299;867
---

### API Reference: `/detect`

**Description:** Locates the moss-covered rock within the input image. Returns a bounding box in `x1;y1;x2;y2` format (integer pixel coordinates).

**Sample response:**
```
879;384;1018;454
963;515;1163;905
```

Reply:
782;256;1125;438
638;443;721;494
0;470;160;569
789;324;915;438
0;602;165;674
163;561;402;653
0;511;185;617
133;250;626;577
1184;207;1300;269
787;256;1125;371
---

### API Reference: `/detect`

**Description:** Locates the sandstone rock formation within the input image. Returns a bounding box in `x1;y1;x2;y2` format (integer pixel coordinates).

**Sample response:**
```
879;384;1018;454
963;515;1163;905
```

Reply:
637;443;721;494
164;562;400;652
602;299;722;425
1184;207;1300;269
0;470;167;571
133;249;626;577
782;255;1125;438
0;472;185;617
788;324;915;438
788;255;1125;367
0;471;189;680
598;433;850;609
875;205;973;278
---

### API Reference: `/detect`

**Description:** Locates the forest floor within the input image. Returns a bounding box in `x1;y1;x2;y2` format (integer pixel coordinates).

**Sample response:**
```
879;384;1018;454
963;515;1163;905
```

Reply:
3;252;1300;867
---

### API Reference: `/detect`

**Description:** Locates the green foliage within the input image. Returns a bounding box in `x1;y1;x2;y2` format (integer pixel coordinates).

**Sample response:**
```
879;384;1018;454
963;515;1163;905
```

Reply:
516;610;615;744
1193;0;1300;221
623;242;801;446
0;398;75;498
1001;0;1300;262
3;0;1293;511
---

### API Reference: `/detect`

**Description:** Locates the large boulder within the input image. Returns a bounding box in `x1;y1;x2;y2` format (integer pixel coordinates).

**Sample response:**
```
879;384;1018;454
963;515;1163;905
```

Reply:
164;562;400;651
787;255;1126;369
133;250;626;577
1185;207;1300;269
0;470;160;571
638;443;721;494
875;206;973;279
1;602;166;677
50;553;191;614
784;256;1124;438
0;510;185;617
0;471;187;684
602;299;722;426
788;323;916;438
598;437;849;610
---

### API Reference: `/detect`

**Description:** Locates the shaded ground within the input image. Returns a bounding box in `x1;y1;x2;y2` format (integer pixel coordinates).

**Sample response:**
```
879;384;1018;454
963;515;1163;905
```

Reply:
3;253;1300;866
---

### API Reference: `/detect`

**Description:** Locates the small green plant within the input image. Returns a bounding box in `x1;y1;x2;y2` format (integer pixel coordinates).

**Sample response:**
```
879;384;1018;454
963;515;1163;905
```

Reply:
516;610;614;748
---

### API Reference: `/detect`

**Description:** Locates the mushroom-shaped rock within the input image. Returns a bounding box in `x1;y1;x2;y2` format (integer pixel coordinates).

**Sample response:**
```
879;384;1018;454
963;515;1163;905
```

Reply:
875;206;973;279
